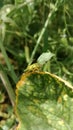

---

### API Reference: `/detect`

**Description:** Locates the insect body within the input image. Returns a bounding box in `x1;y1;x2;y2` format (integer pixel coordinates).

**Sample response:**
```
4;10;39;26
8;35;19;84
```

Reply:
24;63;41;73
24;52;54;73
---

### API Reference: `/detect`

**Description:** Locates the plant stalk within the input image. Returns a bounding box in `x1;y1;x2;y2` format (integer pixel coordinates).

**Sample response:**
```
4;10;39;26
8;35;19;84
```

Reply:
0;64;15;106
0;40;18;83
28;0;59;65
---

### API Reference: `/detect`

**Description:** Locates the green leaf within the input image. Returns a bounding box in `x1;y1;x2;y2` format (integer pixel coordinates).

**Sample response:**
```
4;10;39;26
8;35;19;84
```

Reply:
15;69;73;130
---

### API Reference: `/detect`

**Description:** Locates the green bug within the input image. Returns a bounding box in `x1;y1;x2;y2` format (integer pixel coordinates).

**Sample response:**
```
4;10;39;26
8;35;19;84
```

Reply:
24;52;54;73
24;63;41;73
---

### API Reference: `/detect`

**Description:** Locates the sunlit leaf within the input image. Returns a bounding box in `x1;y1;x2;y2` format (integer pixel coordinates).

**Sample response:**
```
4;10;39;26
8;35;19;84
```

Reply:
15;68;73;130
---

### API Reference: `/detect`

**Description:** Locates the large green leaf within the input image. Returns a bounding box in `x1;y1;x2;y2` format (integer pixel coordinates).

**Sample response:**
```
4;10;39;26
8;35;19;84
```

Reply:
15;69;73;130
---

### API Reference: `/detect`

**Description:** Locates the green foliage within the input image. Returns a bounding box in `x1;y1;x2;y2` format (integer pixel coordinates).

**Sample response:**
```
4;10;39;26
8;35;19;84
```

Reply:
15;70;73;130
0;106;16;130
0;0;73;129
0;0;73;79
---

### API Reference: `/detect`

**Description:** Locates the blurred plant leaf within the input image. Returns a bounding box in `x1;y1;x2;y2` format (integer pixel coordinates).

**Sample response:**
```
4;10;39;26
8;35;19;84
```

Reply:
0;114;16;130
0;92;5;103
0;2;34;41
0;102;16;130
15;68;73;130
0;0;3;8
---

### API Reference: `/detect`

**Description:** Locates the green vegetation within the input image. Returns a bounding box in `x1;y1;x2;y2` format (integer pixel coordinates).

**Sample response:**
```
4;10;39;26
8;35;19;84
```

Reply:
0;0;73;129
16;71;73;130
